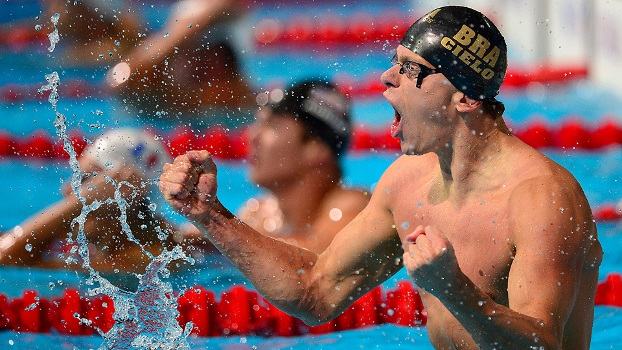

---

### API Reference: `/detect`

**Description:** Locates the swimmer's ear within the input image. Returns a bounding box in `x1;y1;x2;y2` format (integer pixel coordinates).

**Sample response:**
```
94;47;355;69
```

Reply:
304;137;333;166
455;93;481;112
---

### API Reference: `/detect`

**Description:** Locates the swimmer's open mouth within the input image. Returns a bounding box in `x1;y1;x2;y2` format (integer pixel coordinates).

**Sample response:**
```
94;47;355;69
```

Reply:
391;109;402;138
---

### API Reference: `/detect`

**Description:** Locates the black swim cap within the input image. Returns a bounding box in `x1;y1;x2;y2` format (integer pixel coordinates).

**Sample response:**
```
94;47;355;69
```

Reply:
264;80;351;157
400;6;507;100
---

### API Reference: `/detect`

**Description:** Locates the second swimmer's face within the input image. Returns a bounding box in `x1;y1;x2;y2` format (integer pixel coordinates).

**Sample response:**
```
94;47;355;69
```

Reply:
60;155;104;196
247;108;309;189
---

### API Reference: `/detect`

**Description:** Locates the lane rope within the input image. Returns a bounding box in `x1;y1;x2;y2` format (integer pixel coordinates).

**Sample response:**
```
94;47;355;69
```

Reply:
1;119;621;160
0;65;588;105
0;281;426;336
1;272;621;337
2;122;622;221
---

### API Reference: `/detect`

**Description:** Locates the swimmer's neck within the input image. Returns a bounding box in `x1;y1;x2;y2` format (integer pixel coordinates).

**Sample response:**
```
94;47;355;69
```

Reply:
435;117;511;194
267;170;342;231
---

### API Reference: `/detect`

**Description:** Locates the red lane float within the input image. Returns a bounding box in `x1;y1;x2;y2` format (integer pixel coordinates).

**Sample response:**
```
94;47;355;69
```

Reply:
2;118;622;161
0;66;587;104
2;273;621;338
2;124;622;223
596;273;622;307
593;203;622;221
0;24;48;51
254;10;413;48
0;282;426;337
0;79;99;104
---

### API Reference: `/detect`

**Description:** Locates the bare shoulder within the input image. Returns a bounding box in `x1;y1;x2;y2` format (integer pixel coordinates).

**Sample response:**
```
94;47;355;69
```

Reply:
507;152;596;248
375;153;439;190
324;186;371;209
509;154;588;208
237;195;280;234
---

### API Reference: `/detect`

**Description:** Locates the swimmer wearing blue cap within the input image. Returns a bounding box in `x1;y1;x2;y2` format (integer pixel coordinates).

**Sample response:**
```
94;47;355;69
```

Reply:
160;6;602;349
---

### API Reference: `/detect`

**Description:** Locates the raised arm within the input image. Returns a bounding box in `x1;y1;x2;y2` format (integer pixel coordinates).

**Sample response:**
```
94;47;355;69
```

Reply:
106;0;239;88
159;150;403;323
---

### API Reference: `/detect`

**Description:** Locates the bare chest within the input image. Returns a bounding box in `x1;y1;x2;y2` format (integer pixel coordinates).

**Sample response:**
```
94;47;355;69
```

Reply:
392;187;515;300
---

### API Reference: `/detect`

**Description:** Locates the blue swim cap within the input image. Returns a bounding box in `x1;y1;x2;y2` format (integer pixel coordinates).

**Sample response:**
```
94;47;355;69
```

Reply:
400;6;507;100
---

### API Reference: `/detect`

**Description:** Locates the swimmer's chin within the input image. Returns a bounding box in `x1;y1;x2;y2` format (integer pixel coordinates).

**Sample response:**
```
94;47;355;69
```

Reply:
400;142;433;156
401;143;418;155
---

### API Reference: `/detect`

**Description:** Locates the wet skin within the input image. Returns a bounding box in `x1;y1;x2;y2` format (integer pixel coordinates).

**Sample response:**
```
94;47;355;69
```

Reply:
159;45;602;349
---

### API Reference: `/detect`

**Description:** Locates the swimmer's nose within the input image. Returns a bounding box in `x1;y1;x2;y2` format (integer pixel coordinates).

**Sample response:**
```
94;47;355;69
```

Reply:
248;121;261;146
381;65;399;89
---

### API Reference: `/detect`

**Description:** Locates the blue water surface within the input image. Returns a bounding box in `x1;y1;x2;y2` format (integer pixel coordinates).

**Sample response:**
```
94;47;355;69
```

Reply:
2;0;622;348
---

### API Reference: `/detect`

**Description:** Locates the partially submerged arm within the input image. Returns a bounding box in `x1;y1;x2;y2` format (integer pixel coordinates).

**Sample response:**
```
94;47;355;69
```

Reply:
0;166;142;265
0;195;81;265
160;150;402;323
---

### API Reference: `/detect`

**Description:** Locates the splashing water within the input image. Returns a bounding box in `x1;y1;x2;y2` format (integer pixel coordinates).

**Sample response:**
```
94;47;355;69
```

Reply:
40;13;194;349
92;246;193;349
47;13;60;52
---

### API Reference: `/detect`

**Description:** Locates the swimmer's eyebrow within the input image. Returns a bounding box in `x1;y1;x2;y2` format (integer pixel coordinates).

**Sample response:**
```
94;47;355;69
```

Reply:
394;53;434;69
80;172;93;184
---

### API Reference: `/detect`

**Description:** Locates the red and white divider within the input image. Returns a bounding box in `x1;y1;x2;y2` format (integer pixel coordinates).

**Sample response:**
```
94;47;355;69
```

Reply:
0;65;588;105
595;273;622;307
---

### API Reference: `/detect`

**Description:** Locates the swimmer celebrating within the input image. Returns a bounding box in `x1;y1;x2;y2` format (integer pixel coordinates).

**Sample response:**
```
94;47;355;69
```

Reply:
160;6;602;349
0;128;199;276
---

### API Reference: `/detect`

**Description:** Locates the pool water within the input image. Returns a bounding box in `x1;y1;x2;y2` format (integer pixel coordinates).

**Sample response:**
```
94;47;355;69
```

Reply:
1;150;622;349
3;0;622;348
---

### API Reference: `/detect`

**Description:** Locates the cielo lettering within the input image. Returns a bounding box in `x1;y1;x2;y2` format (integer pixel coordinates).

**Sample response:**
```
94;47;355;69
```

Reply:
440;24;500;80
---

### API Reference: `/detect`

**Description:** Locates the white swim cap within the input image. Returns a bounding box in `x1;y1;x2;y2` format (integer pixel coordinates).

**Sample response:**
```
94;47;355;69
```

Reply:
83;128;171;180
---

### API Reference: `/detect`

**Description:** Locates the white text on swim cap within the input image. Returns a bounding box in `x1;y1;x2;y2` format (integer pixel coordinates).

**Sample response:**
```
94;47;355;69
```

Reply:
302;88;350;136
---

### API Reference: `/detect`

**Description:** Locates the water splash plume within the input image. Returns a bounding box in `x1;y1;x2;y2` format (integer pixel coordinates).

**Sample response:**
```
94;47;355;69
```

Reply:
40;12;194;349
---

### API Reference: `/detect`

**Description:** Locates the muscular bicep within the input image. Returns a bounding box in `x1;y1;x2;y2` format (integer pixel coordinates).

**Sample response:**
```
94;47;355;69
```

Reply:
507;177;595;332
312;188;402;313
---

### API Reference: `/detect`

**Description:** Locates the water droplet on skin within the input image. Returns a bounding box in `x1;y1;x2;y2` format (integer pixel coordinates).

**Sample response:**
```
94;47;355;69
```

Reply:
401;221;410;230
25;244;32;252
329;208;342;221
